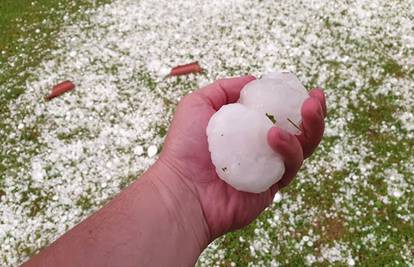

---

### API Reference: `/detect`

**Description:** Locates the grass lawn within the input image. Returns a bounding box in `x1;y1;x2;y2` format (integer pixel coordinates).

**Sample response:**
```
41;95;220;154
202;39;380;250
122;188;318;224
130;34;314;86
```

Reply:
1;0;413;266
0;0;111;263
0;0;105;101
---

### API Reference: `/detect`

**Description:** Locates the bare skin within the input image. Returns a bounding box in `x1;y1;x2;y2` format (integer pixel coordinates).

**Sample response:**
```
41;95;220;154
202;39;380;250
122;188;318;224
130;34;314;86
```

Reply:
23;76;326;267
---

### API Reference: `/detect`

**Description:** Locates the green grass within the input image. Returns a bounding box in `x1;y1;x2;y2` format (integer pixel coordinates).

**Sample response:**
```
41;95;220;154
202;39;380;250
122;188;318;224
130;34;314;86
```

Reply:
1;0;62;101
0;0;109;101
0;1;109;262
0;0;110;180
0;0;51;194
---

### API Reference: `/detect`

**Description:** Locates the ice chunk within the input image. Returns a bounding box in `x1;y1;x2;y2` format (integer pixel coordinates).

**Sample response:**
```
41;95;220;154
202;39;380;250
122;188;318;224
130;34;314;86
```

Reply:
134;145;144;156
239;71;308;134
31;159;44;182
206;103;285;193
147;145;158;157
273;192;282;203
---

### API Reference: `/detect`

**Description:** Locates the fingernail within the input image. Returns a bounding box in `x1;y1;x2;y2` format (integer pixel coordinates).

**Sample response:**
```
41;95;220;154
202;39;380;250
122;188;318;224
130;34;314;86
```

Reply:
277;129;291;142
312;98;323;118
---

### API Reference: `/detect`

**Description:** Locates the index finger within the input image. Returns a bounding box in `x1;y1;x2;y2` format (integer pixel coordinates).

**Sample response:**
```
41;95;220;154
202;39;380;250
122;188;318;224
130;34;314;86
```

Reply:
196;75;256;110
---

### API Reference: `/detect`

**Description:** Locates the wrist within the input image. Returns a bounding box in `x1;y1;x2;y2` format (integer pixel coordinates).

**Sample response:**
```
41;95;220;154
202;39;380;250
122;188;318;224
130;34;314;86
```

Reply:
140;159;211;255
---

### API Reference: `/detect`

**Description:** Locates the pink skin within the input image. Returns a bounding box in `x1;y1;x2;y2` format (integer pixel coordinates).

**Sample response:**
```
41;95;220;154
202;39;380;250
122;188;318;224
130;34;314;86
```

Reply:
23;75;326;267
159;75;326;239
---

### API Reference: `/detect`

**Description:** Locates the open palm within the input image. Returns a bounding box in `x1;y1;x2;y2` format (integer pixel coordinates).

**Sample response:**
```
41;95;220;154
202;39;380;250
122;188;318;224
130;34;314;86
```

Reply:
159;75;326;239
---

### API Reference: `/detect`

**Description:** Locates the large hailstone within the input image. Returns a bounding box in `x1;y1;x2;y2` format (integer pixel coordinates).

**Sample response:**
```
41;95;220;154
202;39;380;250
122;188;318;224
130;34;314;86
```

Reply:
206;71;308;193
239;71;309;134
207;104;285;193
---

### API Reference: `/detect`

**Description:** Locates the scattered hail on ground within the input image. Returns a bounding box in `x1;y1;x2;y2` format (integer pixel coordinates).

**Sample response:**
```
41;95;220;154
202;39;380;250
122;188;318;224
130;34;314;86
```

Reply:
0;0;413;266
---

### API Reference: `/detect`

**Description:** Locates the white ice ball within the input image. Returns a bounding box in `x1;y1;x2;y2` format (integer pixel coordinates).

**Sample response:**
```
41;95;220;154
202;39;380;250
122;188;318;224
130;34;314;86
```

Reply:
206;72;308;193
239;71;309;134
206;103;285;193
147;145;158;157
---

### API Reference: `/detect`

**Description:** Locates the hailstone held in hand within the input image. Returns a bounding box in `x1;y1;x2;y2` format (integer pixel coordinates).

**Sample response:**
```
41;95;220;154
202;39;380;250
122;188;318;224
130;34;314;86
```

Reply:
206;71;308;193
239;72;309;134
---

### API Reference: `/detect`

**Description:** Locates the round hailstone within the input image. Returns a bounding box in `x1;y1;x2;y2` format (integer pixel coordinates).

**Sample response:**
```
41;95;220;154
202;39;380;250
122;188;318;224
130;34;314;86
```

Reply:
206;103;285;193
239;71;309;134
273;192;282;203
134;145;144;156
147;145;158;157
347;258;355;266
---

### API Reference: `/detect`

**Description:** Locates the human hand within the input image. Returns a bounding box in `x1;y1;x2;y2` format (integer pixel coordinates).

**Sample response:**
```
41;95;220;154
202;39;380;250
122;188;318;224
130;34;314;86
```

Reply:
156;75;326;241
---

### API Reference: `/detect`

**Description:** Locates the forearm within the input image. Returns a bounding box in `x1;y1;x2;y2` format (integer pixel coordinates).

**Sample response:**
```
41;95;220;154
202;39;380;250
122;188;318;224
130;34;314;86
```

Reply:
23;161;210;267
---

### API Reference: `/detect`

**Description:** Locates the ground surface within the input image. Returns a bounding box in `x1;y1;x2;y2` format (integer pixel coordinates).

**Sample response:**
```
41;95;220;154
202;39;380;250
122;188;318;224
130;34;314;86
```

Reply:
0;0;413;266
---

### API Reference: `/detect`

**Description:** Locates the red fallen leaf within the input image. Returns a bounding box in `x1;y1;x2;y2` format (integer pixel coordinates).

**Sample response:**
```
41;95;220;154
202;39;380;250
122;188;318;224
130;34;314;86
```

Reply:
45;80;75;101
168;61;203;77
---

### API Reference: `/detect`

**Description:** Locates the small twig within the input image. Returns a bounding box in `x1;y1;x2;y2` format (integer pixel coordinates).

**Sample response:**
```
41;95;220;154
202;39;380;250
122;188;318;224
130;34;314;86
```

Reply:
287;118;302;133
266;113;276;124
